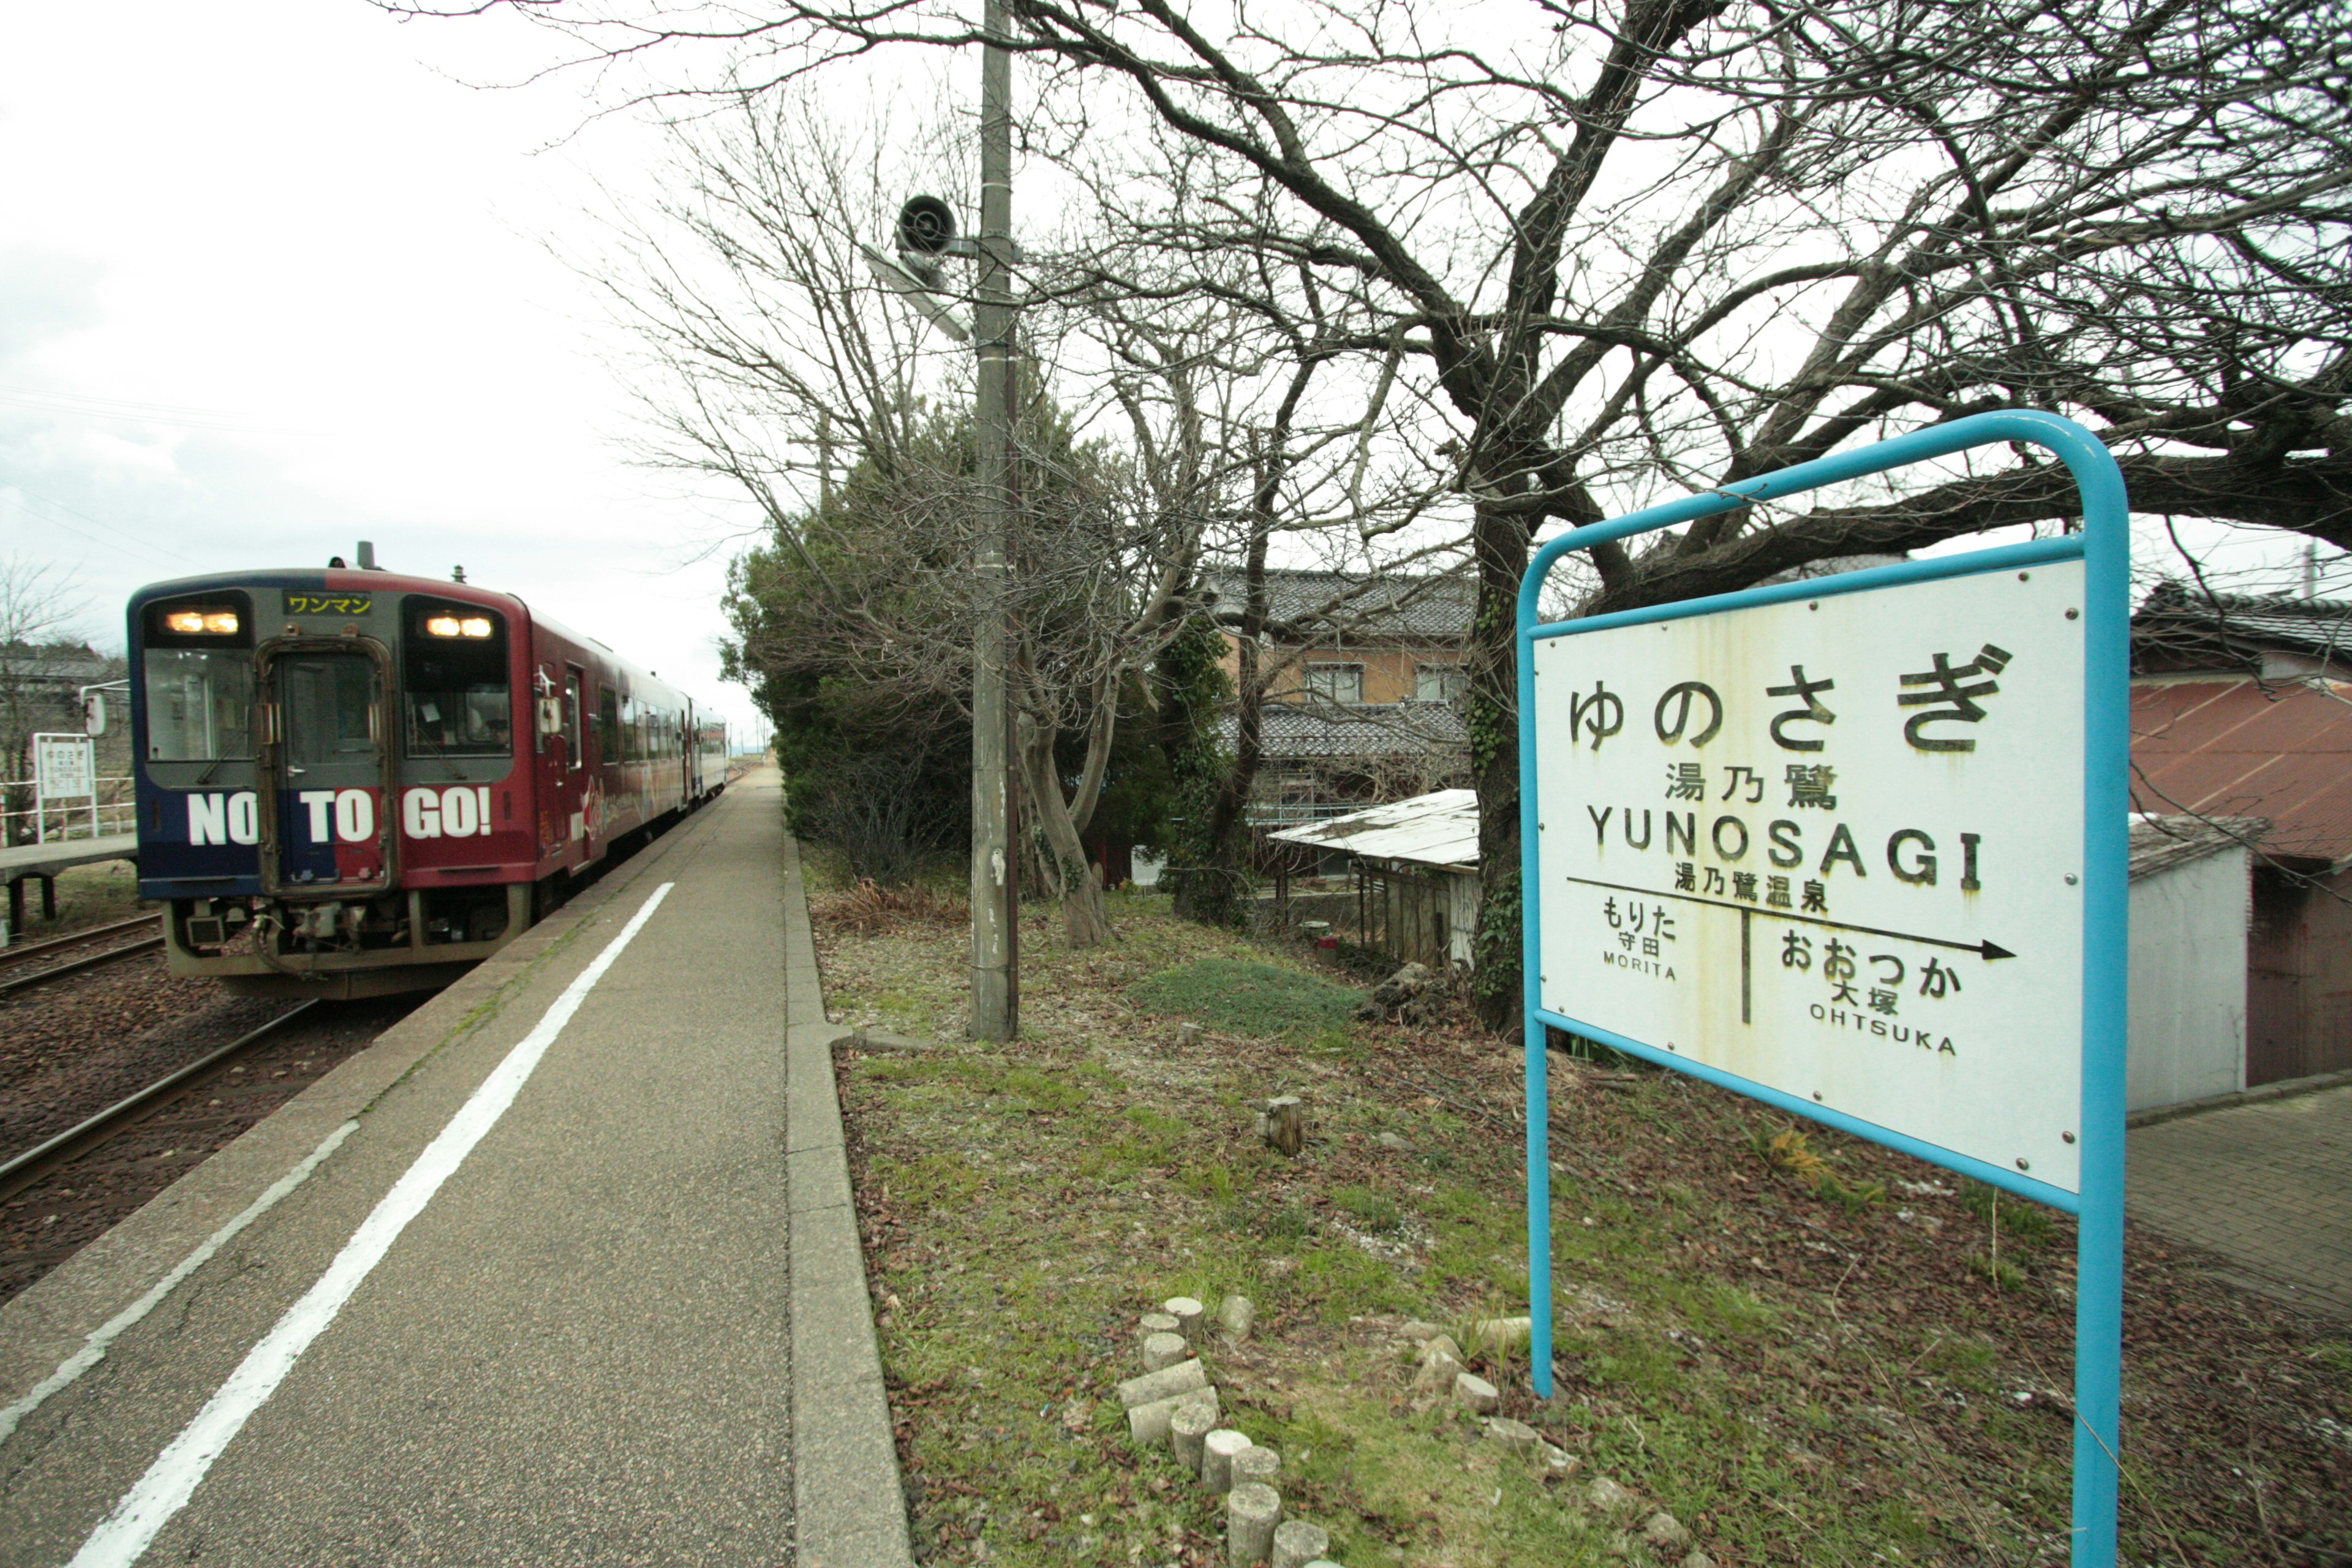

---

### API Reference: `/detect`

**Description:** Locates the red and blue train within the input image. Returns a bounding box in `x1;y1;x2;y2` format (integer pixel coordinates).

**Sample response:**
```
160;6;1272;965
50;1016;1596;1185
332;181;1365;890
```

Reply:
128;560;728;997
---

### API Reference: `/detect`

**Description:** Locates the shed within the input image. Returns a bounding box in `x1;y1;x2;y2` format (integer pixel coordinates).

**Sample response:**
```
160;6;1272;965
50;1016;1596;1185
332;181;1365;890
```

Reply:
2132;672;2352;1084
2127;815;2257;1113
1268;789;1480;971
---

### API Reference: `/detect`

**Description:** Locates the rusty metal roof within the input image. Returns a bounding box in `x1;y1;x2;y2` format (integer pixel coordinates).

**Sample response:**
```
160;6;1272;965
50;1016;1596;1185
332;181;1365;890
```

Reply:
2130;677;2352;866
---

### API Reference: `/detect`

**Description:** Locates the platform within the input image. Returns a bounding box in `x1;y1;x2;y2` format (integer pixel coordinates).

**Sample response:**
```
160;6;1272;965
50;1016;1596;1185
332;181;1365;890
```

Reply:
0;835;137;886
0;771;910;1566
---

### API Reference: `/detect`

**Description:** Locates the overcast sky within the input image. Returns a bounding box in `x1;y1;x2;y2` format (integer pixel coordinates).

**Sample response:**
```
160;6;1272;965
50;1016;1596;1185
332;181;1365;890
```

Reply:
0;1;768;729
2;1;2335;728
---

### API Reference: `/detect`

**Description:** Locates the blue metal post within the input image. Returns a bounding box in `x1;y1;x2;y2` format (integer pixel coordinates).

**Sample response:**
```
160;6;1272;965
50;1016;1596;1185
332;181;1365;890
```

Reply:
1515;410;2128;1567
1517;577;1553;1398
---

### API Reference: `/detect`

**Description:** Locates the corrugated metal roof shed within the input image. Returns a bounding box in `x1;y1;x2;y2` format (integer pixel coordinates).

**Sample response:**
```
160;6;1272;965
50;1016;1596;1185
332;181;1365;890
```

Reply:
1266;788;1479;872
2131;677;2352;865
2128;813;2264;881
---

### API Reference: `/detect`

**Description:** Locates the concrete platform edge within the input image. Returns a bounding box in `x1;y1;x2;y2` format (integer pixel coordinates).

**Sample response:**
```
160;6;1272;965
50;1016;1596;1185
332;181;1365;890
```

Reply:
0;801;712;1412
2126;1065;2352;1129
780;832;916;1568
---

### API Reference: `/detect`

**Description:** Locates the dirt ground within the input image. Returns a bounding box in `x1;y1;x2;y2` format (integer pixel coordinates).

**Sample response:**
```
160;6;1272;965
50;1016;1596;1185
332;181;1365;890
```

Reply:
812;878;2351;1568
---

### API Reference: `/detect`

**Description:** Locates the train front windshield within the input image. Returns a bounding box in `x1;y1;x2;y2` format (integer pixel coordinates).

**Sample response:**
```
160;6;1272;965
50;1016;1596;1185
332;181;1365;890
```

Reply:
403;599;512;757
141;595;255;761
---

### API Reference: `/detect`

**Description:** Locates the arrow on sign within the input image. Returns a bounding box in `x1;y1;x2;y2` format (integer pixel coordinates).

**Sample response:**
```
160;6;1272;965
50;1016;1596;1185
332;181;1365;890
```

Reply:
1558;873;2016;959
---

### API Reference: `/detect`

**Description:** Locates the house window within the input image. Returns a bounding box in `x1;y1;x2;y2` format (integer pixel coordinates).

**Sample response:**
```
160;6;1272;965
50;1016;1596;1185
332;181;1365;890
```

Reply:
1303;663;1363;704
1415;663;1466;703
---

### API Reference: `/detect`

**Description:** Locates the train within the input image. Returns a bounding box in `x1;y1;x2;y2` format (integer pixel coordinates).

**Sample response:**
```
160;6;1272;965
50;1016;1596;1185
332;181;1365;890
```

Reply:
125;557;729;997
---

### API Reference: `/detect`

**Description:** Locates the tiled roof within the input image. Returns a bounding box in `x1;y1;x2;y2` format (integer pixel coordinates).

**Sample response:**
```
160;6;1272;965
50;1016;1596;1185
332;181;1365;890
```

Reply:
2133;582;2352;674
1200;568;1473;641
1217;701;1469;760
2131;677;2352;866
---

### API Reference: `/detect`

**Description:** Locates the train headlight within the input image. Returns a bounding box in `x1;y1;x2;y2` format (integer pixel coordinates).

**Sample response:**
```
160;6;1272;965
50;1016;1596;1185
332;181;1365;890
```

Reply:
164;609;240;635
459;616;493;638
425;614;464;638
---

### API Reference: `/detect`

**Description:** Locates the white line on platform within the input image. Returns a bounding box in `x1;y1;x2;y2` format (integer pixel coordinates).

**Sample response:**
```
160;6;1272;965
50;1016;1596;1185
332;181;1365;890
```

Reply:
0;1120;358;1447
67;880;676;1568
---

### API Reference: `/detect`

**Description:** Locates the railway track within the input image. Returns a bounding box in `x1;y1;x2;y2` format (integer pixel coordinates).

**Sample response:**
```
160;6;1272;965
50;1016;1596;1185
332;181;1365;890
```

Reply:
0;993;419;1306
0;1001;317;1206
0;914;166;997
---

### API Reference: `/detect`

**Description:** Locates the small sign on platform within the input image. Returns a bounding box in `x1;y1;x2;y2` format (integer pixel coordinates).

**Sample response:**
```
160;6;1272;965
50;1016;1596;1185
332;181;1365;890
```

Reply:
34;733;96;801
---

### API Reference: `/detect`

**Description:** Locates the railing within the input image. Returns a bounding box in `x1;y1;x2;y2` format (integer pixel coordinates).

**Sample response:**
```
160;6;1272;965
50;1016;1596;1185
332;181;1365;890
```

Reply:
1;777;137;848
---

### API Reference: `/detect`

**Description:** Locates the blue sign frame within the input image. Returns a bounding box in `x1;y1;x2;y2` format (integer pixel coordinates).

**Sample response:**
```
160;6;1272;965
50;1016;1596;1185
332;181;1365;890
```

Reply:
1516;410;2128;1567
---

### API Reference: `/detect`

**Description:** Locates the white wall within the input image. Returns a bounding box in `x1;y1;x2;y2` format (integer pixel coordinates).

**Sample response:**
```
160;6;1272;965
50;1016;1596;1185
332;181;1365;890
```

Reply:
2128;848;2250;1112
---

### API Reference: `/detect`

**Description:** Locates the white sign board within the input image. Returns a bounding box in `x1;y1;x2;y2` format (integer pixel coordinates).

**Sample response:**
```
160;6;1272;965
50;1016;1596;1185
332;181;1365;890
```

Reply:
1533;562;2086;1191
34;733;96;800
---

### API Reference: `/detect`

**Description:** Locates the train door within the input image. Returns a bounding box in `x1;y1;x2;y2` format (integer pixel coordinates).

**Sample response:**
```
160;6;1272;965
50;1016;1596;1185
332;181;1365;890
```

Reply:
565;664;597;854
255;638;396;895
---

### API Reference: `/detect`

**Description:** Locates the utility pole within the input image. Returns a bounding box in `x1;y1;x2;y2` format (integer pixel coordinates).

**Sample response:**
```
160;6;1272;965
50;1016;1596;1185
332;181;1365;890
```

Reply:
967;0;1019;1040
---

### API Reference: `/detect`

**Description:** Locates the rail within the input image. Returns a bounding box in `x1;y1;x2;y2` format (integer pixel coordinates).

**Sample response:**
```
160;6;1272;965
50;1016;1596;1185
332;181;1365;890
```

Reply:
0;1001;320;1204
0;920;167;996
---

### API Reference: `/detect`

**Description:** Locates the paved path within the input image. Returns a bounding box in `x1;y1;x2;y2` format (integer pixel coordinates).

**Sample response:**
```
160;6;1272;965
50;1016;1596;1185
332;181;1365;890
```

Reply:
0;771;908;1566
2126;1084;2352;1322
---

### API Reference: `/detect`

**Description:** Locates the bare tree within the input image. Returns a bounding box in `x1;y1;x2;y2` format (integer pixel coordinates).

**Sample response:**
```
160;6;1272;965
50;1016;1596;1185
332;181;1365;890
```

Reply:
394;0;2352;1022
603;99;1261;945
0;557;90;844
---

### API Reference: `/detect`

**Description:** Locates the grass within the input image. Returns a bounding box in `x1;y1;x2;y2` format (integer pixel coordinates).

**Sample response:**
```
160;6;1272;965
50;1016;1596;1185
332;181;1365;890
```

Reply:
815;881;2351;1568
1126;957;1366;1038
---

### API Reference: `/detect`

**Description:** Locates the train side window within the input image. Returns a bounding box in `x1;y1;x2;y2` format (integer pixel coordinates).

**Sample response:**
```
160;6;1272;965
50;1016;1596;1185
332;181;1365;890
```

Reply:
597;686;619;763
564;669;584;770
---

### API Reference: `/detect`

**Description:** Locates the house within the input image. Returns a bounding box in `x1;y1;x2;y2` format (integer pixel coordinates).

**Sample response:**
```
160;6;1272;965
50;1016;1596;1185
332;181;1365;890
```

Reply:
1267;788;1480;971
1201;567;1474;825
2131;586;2352;1087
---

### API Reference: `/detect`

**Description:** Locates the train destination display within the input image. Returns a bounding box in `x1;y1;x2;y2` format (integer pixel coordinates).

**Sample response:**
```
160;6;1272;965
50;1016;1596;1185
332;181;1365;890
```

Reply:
1531;560;2088;1191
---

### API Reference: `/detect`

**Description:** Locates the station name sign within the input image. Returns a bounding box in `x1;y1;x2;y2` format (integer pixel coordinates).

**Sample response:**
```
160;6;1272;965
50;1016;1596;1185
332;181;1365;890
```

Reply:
1533;562;2087;1191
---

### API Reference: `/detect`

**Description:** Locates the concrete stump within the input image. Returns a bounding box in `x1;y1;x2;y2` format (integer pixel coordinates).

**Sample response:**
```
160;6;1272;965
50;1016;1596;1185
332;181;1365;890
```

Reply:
1225;1482;1282;1566
1118;1358;1207;1408
1232;1446;1281;1488
1486;1416;1541;1451
1453;1372;1500;1413
1138;1310;1180;1345
1142;1331;1189;1371
1259;1096;1305;1157
1202;1428;1251;1491
1164;1295;1207;1343
1170;1398;1218;1474
1270;1520;1330;1568
1219;1292;1256;1343
1126;1386;1218;1447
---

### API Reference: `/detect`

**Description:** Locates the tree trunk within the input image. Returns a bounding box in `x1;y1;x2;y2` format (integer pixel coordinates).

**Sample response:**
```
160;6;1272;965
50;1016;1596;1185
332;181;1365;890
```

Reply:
1468;497;1533;1031
1173;506;1268;927
1020;720;1116;948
